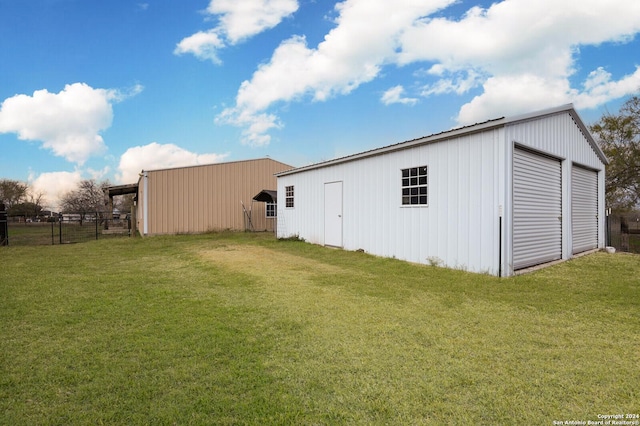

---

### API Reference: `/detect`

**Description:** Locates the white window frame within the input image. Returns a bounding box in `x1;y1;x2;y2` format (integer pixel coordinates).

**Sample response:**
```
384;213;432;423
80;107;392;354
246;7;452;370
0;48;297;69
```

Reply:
285;186;294;208
266;202;277;218
401;166;428;206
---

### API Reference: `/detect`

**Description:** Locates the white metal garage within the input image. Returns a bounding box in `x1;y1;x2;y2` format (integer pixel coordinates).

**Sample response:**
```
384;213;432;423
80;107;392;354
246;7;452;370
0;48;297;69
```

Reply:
276;104;608;276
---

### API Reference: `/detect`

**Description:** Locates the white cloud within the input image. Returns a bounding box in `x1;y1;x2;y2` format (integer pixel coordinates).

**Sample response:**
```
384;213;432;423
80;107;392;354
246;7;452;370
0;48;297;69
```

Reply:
116;142;229;183
381;85;418;106
421;69;483;96
87;166;111;181
174;30;225;63
573;66;640;110
218;0;640;140
457;74;572;124
218;0;453;144
207;0;299;44
29;170;83;212
397;0;640;123
0;83;142;165
175;0;298;62
455;66;640;125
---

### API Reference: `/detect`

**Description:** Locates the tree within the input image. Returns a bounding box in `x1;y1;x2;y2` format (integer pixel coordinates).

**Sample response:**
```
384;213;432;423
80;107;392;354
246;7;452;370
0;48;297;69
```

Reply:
9;202;43;219
60;179;111;217
590;95;640;211
0;179;28;209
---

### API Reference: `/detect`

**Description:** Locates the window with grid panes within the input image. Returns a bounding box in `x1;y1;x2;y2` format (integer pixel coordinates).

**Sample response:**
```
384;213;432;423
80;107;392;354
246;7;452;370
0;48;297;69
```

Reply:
266;202;276;217
401;166;428;205
285;186;294;208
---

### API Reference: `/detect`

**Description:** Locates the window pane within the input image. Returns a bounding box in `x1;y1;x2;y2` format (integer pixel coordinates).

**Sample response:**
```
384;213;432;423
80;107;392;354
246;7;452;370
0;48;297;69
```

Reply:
401;165;428;206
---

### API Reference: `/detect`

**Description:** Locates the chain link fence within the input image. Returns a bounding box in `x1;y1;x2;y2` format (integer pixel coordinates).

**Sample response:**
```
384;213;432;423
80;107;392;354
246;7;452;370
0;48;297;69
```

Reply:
3;213;131;246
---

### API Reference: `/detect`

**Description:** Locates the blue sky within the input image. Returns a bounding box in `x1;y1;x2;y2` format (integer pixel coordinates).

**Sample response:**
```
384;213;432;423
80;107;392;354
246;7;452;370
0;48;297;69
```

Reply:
1;0;640;209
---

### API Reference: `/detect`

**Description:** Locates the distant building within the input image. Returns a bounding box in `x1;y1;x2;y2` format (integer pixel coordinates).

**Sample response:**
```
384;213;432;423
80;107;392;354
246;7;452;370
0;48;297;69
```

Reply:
137;158;293;235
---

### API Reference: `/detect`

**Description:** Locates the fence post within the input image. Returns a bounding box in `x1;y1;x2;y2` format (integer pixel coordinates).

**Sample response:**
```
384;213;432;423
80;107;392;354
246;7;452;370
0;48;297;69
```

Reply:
96;213;99;240
59;214;63;244
0;203;8;246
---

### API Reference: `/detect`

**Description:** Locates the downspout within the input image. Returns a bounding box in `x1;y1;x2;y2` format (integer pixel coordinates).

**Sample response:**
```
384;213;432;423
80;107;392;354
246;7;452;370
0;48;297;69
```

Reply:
499;204;503;277
143;171;148;236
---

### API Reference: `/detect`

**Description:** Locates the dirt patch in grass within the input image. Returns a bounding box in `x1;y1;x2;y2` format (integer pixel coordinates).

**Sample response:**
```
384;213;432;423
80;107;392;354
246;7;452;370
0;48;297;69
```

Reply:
199;244;349;281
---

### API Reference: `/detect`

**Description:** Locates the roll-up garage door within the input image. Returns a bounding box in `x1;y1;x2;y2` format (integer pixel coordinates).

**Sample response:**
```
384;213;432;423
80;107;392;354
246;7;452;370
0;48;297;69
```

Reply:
513;148;562;270
571;165;598;254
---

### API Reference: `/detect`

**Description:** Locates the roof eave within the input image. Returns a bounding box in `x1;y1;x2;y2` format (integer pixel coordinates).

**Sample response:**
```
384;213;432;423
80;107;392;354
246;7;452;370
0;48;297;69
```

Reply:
504;103;608;165
276;117;507;177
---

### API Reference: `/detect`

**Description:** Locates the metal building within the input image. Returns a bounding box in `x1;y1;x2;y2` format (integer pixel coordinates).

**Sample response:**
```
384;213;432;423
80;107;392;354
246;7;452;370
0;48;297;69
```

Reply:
275;105;607;276
137;158;292;235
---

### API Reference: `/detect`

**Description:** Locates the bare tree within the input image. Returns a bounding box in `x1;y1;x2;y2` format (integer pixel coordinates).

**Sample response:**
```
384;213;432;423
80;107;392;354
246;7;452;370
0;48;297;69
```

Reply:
60;179;111;218
0;179;28;209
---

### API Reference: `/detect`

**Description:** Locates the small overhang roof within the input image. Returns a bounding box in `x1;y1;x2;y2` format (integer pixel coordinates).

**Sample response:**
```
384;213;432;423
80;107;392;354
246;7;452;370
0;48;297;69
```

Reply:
253;189;277;203
105;183;138;197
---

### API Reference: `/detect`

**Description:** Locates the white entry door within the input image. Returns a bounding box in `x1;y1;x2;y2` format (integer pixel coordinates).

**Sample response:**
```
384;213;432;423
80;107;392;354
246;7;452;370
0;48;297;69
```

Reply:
324;181;343;247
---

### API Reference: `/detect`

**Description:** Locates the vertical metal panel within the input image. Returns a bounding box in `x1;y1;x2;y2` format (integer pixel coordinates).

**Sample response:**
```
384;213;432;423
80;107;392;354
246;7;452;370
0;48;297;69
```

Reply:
505;111;607;272
513;148;562;270
571;165;598;253
144;158;290;235
278;129;502;274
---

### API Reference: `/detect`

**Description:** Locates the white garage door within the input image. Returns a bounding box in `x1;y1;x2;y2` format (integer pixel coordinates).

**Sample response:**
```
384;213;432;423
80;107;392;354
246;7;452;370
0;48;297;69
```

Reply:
572;165;598;254
513;148;562;270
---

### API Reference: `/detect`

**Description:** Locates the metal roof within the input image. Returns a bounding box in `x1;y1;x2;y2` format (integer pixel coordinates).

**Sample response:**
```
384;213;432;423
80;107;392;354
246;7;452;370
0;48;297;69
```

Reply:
141;157;293;174
105;183;139;197
253;189;277;203
276;104;607;177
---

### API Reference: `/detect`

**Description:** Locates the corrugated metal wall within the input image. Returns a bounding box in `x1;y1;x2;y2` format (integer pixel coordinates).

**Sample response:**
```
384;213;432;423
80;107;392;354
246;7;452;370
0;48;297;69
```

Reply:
278;129;503;275
504;111;606;273
571;165;598;254
141;158;291;235
512;148;562;269
278;108;606;276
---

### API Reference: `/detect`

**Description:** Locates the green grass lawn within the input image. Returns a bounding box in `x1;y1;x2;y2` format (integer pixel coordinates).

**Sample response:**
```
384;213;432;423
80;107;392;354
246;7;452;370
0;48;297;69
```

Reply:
1;233;638;425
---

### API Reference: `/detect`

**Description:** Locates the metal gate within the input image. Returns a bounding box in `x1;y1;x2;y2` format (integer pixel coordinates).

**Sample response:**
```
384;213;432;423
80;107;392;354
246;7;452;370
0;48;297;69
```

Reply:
0;203;7;246
513;148;562;270
571;165;598;254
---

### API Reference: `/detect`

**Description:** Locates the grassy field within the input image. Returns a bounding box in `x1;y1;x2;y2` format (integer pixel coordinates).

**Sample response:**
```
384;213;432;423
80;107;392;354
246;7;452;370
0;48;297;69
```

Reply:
1;233;638;425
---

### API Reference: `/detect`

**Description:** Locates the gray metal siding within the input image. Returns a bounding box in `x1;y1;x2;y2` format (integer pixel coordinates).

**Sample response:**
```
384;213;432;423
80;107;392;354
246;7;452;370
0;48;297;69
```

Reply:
571;165;598;253
513;148;562;270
